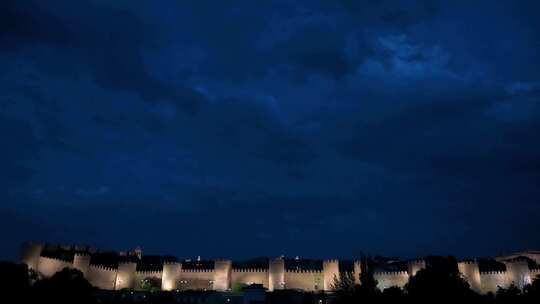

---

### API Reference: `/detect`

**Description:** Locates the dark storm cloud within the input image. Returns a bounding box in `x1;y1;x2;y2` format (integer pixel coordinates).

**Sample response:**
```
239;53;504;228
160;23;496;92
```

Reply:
0;0;203;112
1;0;540;261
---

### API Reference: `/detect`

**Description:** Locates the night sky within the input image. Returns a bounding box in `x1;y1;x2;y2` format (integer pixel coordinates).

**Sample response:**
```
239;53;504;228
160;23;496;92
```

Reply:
1;0;540;262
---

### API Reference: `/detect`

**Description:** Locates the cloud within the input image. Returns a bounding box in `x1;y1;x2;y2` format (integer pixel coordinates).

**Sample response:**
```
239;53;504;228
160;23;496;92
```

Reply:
1;0;540;260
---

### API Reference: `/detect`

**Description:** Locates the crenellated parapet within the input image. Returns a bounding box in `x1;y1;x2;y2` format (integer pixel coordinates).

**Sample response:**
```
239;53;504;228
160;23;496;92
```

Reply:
136;270;163;277
374;270;409;276
182;269;215;272
87;264;117;290
233;268;268;273
89;264;117;272
480;270;506;275
285;269;322;273
374;270;410;290
36;256;73;278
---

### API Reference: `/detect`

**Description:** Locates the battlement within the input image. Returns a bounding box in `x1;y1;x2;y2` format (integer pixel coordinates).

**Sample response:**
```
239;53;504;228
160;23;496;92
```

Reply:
89;264;116;272
40;255;72;263
374;271;409;276
459;260;478;265
323;259;339;264
182;269;214;273
137;270;162;276
233;268;267;273
480;270;506;275
286;269;322;274
214;259;232;263
409;259;426;264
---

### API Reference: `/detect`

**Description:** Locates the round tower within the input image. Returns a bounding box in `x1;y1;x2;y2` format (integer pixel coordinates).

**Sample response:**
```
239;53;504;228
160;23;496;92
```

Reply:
20;241;44;271
162;262;182;291
504;258;531;289
116;261;137;290
323;259;340;291
73;253;91;278
353;260;362;285
268;258;285;291
214;260;232;291
407;259;426;277
458;260;481;292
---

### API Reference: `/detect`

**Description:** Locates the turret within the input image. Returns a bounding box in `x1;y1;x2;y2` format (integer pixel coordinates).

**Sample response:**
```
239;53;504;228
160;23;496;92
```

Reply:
116;261;137;290
458;260;481;293
354;261;362;285
268;258;285;291
21;242;44;271
407;259;426;277
214;260;232;291
73;253;91;278
162;262;182;291
504;258;531;289
323;259;340;291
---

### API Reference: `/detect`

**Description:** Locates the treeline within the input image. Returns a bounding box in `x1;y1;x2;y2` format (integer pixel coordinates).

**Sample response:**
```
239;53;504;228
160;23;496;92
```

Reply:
332;256;540;304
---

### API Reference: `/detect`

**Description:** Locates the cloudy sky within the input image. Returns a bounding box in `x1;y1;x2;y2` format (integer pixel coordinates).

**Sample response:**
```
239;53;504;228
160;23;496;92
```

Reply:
1;0;539;261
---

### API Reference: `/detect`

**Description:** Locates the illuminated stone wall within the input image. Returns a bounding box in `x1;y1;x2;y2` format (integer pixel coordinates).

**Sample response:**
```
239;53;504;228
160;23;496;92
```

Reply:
374;271;409;290
21;242;44;271
480;271;508;293
20;243;540;294
458;261;482;293
268;259;285;291
285;270;323;291
407;260;426;277
180;269;215;290
73;253;91;277
162;262;182;291
116;262;137;290
504;259;532;288
323;259;339;291
87;265;117;290
231;269;269;288
214;260;232;291
135;270;162;290
36;256;72;278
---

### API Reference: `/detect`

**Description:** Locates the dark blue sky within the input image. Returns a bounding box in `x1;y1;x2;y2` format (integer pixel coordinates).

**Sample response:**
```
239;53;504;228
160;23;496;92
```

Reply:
1;0;539;261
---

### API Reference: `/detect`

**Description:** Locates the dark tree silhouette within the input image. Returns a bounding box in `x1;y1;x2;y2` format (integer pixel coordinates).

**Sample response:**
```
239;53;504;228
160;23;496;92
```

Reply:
331;271;356;304
355;256;380;301
405;256;478;302
524;274;540;302
147;291;176;304
0;262;30;301
496;283;523;303
331;257;382;304
382;285;405;302
31;267;96;304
